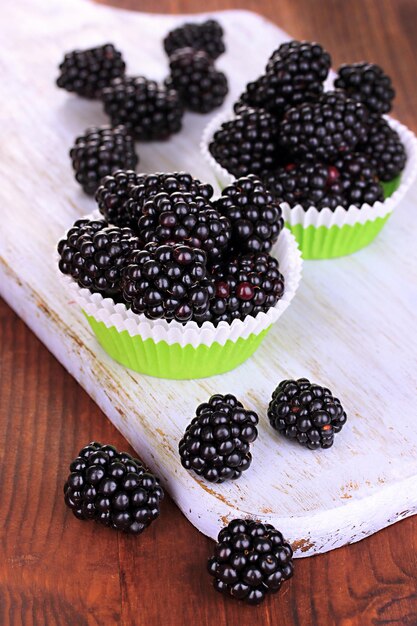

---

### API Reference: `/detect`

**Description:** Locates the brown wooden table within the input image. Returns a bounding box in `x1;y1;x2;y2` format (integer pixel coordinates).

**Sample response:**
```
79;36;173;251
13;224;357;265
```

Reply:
2;1;417;624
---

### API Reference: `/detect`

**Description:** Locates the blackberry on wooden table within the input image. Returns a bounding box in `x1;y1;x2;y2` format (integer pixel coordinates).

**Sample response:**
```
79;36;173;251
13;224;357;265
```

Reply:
178;394;258;483
359;116;407;181
209;107;281;178
64;441;164;534
70;126;138;196
279;91;370;162
208;518;294;605
135;191;231;262
57;219;140;296
101;76;184;141
197;252;285;325
164;19;225;60
57;43;126;98
122;242;213;323
268;378;347;450
166;48;228;113
215;175;284;253
335;62;395;115
96;170;145;227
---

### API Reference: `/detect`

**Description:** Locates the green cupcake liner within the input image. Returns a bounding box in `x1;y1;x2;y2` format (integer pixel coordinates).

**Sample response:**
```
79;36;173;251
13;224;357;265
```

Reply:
85;312;272;379
285;214;391;260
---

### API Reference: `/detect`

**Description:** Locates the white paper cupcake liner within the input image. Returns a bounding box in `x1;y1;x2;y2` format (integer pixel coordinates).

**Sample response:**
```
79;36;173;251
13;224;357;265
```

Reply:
201;113;417;229
59;221;302;349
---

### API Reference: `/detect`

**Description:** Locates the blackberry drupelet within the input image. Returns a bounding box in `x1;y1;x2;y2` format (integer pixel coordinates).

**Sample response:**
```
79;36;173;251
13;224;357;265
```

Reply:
208;518;294;605
122;242;213;323
358;116;406;181
178;394;258;483
57;219;140;296
101;76;184;141
268;378;347;450
64;441;164;534
136;192;231;262
95;170;145;227
69;126;138;196
209;108;281;178
166;48;228;113
279;91;370;162
163;19;225;60
215;175;284;253
126;172;214;222
197;252;285;325
57;43;126;99
335;63;395;115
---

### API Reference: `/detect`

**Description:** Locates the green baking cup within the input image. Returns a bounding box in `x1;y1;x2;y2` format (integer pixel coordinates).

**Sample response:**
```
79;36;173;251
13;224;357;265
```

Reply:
84;312;272;379
285;176;400;260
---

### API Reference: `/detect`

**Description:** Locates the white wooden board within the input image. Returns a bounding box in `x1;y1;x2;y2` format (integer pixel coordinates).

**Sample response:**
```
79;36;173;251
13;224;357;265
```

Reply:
1;0;417;557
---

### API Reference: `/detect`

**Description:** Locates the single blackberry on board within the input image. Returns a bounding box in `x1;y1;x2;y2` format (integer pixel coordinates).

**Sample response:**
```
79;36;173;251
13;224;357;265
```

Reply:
209;108;282;178
57;43;126;98
64;441;164;534
57;219;140;296
122;242;213;323
196;252;285;325
178;394;258;483
358;116;406;181
166;48;228;113
215;175;284;253
279;91;370;162
334;62;395;115
126;172;214;223
101;76;184;141
69;126;138;196
268;378;347;450
164;19;225;60
208;518;294;605
136;192;231;262
96;170;145;226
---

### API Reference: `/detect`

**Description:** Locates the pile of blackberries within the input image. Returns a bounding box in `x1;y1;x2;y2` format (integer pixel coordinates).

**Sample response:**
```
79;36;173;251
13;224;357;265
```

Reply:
57;20;228;196
58;169;286;325
210;40;407;210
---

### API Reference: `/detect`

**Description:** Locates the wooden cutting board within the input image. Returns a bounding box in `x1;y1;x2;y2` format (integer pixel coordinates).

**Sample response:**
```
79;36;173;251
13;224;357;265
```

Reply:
1;0;416;557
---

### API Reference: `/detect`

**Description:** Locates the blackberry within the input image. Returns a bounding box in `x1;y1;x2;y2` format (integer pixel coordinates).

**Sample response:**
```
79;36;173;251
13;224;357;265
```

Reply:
122;242;213;323
57;219;140;296
69;126;138;196
95;170;145;226
126;172;214;221
268;378;347;450
166;48;228;113
265;155;383;210
359;116;406;181
57;43;126;99
215;175;284;253
335;63;395;115
209;108;281;178
178;394;258;483
102;76;184;141
279;91;370;162
135;192;231;262
198;252;285;325
64;441;164;534
164;19;225;60
208;519;294;605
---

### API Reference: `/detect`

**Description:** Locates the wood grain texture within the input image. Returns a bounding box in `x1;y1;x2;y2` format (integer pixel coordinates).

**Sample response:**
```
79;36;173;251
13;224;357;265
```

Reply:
1;0;417;624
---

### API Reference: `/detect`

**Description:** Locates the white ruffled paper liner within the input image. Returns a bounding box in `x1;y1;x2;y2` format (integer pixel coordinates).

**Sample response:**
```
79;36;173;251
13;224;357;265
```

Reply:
60;226;303;349
201;113;417;228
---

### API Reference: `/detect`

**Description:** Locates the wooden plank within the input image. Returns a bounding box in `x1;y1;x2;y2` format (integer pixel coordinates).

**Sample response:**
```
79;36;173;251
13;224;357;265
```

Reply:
1;0;417;558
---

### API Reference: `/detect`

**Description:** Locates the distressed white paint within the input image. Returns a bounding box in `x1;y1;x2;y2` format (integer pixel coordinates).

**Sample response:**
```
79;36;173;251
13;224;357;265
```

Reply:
1;0;417;557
